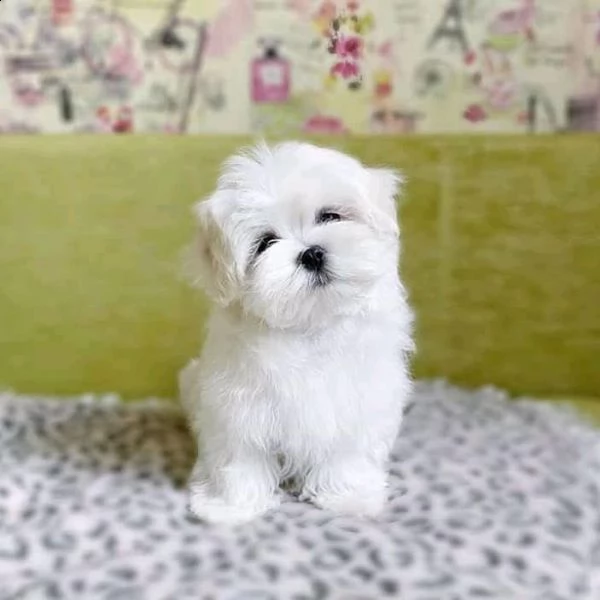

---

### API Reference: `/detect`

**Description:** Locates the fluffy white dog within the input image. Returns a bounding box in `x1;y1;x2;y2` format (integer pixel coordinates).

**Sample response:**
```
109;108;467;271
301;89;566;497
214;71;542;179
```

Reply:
180;141;414;525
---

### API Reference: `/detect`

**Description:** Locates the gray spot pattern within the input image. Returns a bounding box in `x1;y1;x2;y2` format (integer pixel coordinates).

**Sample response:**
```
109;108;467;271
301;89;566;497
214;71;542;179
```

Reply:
0;382;599;600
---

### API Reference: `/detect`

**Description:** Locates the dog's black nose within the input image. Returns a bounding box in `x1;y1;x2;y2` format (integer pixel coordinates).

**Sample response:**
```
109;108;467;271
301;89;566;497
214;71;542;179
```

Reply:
299;245;326;272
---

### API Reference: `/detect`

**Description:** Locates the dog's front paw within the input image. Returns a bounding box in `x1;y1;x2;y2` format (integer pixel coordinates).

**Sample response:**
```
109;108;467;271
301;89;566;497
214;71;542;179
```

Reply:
188;492;279;526
304;462;388;518
311;488;386;518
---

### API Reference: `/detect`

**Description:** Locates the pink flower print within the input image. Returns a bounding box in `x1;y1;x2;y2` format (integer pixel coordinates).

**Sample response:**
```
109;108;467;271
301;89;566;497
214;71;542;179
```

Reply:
95;106;113;133
377;40;394;60
313;1;337;36
288;0;312;15
205;0;253;59
464;104;487;123
336;35;362;59
464;50;476;66
331;60;359;79
108;43;143;84
11;75;45;107
303;114;348;134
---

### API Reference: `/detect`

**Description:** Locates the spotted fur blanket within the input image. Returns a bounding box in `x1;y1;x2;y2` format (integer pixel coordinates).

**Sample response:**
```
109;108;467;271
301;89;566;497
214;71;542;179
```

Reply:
0;382;599;600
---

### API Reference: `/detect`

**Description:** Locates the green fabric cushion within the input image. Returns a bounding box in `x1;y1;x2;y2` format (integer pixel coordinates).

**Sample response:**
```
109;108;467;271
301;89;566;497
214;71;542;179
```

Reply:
1;135;599;401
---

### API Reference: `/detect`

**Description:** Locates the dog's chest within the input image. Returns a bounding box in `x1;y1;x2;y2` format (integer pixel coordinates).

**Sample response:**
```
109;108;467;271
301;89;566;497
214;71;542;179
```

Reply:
203;314;404;452
240;329;398;452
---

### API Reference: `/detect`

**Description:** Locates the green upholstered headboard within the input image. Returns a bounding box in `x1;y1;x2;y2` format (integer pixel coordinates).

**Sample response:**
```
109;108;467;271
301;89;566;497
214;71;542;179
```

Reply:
1;135;599;399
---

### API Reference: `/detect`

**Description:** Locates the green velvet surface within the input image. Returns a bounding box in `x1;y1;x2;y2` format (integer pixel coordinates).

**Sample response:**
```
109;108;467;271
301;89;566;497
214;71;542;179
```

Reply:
1;135;599;400
561;398;600;426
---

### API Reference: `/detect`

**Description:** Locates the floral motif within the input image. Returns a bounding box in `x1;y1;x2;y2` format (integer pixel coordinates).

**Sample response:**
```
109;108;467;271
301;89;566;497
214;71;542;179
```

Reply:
315;1;374;91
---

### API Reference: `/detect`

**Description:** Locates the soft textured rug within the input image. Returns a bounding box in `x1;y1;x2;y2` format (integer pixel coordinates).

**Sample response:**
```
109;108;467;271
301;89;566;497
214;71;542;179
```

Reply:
0;382;599;600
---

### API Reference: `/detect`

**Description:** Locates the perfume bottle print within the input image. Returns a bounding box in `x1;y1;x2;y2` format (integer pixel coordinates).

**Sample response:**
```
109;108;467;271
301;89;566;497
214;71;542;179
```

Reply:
251;40;290;103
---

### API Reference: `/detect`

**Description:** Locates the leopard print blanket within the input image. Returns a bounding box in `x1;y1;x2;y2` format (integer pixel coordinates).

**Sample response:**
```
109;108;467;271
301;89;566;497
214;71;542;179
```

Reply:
0;382;599;600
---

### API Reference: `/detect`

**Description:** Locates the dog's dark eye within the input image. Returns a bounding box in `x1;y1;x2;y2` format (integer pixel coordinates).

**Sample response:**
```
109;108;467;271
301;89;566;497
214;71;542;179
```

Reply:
317;210;342;224
256;232;279;255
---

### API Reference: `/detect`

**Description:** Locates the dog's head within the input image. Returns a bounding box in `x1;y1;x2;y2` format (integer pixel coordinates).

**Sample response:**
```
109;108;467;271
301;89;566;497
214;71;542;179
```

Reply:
187;141;403;329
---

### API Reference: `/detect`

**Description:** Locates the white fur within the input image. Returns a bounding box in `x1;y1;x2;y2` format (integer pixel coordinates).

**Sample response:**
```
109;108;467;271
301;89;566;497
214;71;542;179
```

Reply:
180;141;414;525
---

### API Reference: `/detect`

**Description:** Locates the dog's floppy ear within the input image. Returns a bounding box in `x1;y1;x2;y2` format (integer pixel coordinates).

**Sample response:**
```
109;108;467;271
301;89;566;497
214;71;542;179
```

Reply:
185;192;239;306
366;167;403;236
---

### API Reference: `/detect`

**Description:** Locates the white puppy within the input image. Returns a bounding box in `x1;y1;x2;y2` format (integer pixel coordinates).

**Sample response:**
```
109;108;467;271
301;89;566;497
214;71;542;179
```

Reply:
180;141;414;525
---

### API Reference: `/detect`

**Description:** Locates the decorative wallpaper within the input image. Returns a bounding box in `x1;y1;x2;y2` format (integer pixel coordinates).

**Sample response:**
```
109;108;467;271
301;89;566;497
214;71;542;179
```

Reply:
0;0;599;134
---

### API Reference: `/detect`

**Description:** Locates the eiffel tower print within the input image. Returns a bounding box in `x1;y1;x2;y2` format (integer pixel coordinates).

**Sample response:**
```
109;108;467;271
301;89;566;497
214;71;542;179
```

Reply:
427;0;470;55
